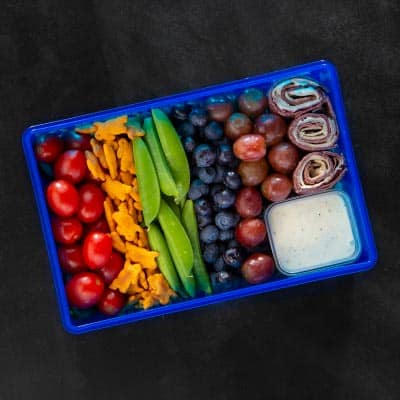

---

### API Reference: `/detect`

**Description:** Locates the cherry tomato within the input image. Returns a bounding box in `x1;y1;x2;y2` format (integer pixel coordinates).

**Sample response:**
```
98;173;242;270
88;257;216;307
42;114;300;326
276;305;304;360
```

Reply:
99;251;124;285
58;245;87;274
54;150;87;184
34;135;64;163
77;183;105;223
46;179;79;217
233;134;266;162
235;187;263;218
241;253;275;284
83;232;112;269
64;131;92;151
98;289;126;316
66;272;105;308
52;216;83;244
85;217;109;234
235;218;266;248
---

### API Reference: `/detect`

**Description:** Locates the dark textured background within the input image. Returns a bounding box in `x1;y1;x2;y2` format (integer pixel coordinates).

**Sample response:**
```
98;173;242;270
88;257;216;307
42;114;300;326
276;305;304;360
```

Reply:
1;1;399;399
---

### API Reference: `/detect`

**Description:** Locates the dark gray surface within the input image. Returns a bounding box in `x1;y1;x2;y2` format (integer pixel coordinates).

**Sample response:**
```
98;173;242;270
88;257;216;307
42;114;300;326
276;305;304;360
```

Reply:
1;1;399;399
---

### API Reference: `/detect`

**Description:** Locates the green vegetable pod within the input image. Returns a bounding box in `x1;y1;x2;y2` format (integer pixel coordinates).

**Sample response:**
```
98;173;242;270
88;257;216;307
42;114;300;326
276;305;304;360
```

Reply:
147;223;185;297
182;200;212;294
143;117;179;199
157;199;196;297
151;109;190;203
132;137;160;226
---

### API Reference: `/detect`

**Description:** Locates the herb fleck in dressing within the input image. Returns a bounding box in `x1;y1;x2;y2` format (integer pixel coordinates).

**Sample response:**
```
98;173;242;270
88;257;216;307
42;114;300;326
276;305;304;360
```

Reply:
267;190;359;274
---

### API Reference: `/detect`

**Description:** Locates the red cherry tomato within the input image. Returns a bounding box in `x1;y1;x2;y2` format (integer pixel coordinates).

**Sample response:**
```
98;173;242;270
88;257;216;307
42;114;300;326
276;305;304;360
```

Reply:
66;272;105;309
46;179;79;217
64;131;92;151
83;232;112;269
77;183;105;223
52;216;83;244
99;251;124;285
54;150;87;184
34;135;64;163
85;217;109;234
98;289;126;316
58;245;87;274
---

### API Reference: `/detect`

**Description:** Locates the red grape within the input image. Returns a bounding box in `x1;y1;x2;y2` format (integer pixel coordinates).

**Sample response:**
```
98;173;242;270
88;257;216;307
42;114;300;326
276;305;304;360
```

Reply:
225;113;253;140
238;159;269;186
235;218;266;248
238;88;267;117
235;187;263;218
254;113;287;146
233;134;266;162
241;253;275;284
268;142;299;174
261;173;292;202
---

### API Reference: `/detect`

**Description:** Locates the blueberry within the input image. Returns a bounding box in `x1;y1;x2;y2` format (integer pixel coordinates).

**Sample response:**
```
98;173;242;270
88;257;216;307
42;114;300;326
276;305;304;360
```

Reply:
219;229;235;242
197;214;212;229
227;158;240;169
214;257;227;272
217;144;235;165
200;225;219;244
213;188;236;209
227;239;240;248
204;121;224;141
173;103;190;120
188;179;209;200
194;198;213;216
214;164;226;183
189;107;208;127
215;136;231;145
215;211;240;230
223;170;242;190
223;247;244;269
193;144;217;167
210;183;225;197
183;136;196;153
177;121;196;137
198;167;216;184
203;243;220;264
210;271;240;292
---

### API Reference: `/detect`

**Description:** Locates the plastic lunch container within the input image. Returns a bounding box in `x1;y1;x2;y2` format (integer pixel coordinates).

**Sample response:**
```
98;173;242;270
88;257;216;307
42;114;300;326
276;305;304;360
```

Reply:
22;60;377;334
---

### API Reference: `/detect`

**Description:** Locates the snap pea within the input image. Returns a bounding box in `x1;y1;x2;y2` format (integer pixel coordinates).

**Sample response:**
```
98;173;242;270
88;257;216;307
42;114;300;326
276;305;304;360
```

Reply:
157;199;196;297
147;223;186;297
152;109;190;203
132;137;160;226
182;200;212;294
143;117;179;199
164;195;181;220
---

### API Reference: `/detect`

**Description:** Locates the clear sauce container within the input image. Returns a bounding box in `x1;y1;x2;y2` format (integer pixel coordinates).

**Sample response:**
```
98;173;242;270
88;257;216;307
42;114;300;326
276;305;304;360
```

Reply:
265;190;361;275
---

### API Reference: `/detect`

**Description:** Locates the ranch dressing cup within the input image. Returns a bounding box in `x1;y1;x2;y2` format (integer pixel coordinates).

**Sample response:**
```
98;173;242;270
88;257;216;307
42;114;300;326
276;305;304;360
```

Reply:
265;190;361;275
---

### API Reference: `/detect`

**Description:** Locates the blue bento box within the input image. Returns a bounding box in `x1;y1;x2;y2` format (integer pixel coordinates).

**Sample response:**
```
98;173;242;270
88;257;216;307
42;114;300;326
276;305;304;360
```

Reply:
22;60;377;334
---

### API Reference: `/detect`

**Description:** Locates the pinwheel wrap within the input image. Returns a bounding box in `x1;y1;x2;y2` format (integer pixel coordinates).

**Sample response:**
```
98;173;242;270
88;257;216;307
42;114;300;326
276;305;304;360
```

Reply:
293;151;346;195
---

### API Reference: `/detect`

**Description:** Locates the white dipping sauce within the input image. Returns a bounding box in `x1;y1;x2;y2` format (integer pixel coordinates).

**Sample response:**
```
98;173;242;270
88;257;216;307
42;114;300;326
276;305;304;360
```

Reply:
266;190;359;274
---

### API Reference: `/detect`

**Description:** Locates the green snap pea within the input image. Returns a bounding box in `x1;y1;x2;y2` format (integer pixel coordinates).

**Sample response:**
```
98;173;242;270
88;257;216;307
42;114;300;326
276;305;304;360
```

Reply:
182;200;212;294
151;109;190;203
157;199;196;297
147;223;186;297
132;137;160;226
143;117;179;199
164;196;181;220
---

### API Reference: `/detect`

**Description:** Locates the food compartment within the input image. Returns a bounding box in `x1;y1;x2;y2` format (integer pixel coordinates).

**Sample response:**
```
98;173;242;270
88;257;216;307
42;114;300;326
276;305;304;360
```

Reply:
22;60;377;333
